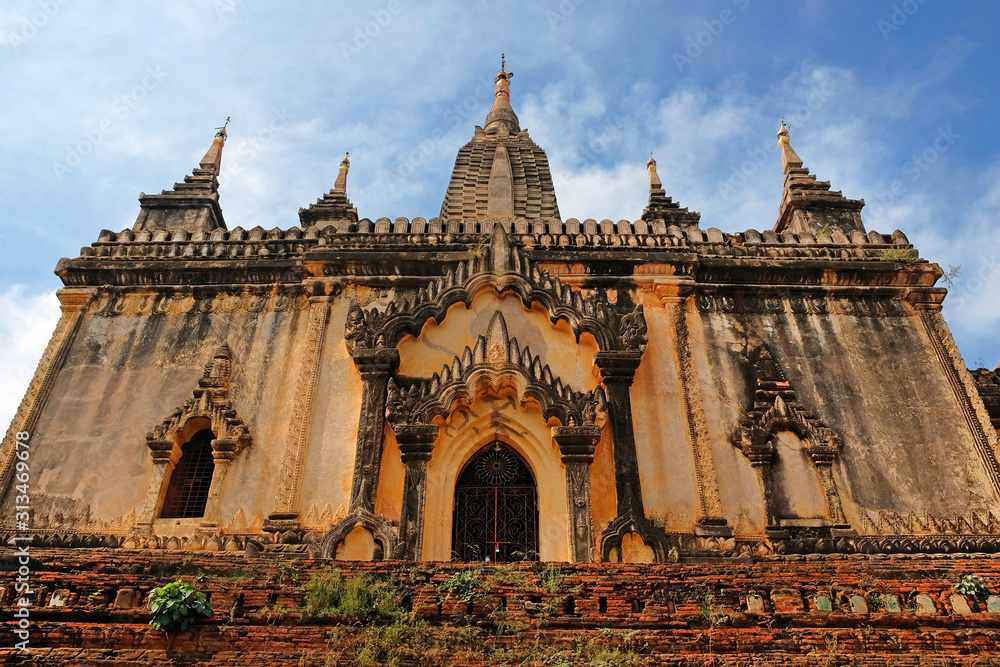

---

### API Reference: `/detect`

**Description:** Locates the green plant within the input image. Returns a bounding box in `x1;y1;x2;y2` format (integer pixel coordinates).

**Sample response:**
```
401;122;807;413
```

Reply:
956;574;991;601
147;581;213;633
438;569;482;604
490;563;530;589
301;571;403;622
874;245;917;263
696;585;730;662
466;234;490;259
540;563;564;594
813;223;834;242
869;592;884;612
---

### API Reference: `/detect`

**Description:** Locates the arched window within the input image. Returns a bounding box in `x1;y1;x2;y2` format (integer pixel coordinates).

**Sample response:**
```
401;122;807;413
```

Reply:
453;442;538;562
160;429;216;518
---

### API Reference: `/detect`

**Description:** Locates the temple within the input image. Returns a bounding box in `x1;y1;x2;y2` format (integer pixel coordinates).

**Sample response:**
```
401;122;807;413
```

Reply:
3;58;1000;567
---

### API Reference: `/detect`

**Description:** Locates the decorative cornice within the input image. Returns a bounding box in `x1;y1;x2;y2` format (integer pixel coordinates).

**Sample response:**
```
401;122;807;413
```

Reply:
344;223;648;354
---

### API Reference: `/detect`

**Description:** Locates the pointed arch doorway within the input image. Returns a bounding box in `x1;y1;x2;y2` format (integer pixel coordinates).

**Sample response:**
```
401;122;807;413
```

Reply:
453;442;539;562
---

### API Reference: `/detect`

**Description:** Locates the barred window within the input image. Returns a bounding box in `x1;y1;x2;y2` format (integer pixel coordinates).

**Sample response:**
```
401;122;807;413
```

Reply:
160;429;216;518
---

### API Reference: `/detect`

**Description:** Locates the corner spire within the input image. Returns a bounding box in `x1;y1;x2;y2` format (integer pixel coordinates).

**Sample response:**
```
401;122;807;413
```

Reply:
777;119;803;174
199;116;229;175
484;53;520;134
334;152;350;193
299;150;358;229
774;120;865;235
132;122;229;233
640;155;700;227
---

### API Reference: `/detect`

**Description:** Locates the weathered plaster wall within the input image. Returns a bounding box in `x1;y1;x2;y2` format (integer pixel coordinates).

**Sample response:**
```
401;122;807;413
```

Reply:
296;297;364;530
8;304;308;536
692;304;1000;532
630;304;701;531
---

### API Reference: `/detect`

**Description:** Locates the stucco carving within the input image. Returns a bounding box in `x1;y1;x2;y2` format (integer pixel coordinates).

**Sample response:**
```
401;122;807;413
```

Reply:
695;293;907;317
93;288;309;317
669;297;727;530
735;346;846;530
387;311;607;428
268;297;330;527
344;223;648;354
143;342;253;451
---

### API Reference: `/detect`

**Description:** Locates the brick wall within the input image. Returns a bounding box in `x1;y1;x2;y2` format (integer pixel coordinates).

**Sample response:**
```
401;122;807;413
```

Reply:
4;549;1000;665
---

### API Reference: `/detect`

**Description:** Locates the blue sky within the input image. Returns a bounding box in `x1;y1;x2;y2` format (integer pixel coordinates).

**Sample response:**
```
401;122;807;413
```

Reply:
2;1;999;428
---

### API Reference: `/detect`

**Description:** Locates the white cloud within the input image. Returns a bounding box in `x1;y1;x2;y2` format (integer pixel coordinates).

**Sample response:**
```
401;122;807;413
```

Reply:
0;286;61;435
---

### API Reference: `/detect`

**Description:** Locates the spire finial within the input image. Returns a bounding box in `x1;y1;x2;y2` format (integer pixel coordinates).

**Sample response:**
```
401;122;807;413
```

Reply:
777;117;802;174
646;153;661;191
215;116;230;141
334;151;350;193
484;52;519;133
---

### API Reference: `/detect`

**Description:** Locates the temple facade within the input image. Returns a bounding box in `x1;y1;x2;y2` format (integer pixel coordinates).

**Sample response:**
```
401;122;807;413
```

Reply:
3;60;1000;564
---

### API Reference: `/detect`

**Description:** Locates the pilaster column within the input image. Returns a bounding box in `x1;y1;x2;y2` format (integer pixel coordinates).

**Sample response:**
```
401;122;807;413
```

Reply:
554;424;601;562
393;424;439;560
349;347;400;513
665;294;729;534
267;295;331;531
137;439;182;526
594;350;645;518
200;438;239;529
806;445;849;527
745;442;780;533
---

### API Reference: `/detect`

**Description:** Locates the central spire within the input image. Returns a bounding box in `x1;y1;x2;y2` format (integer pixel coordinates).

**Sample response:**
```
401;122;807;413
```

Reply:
484;53;520;134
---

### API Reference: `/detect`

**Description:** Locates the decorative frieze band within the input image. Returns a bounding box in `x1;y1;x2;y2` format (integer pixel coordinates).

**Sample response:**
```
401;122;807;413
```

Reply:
92;290;310;317
695;293;907;317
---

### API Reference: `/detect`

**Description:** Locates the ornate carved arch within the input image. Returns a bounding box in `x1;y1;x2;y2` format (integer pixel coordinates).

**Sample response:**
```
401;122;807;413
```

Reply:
599;513;675;563
144;343;253;451
137;343;252;527
318;509;398;559
386;311;607;428
734;346;848;533
344;223;647;354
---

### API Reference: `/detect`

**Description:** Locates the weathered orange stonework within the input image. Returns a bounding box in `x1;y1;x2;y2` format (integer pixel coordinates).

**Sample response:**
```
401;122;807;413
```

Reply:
4;550;1000;665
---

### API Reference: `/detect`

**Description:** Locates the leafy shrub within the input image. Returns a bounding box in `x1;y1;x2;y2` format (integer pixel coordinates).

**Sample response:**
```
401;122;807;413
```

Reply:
956;574;991;601
437;569;482;603
147;581;213;632
301;571;403;621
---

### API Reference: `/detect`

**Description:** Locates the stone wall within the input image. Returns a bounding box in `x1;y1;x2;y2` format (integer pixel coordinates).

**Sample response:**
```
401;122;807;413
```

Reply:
4;550;1000;665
